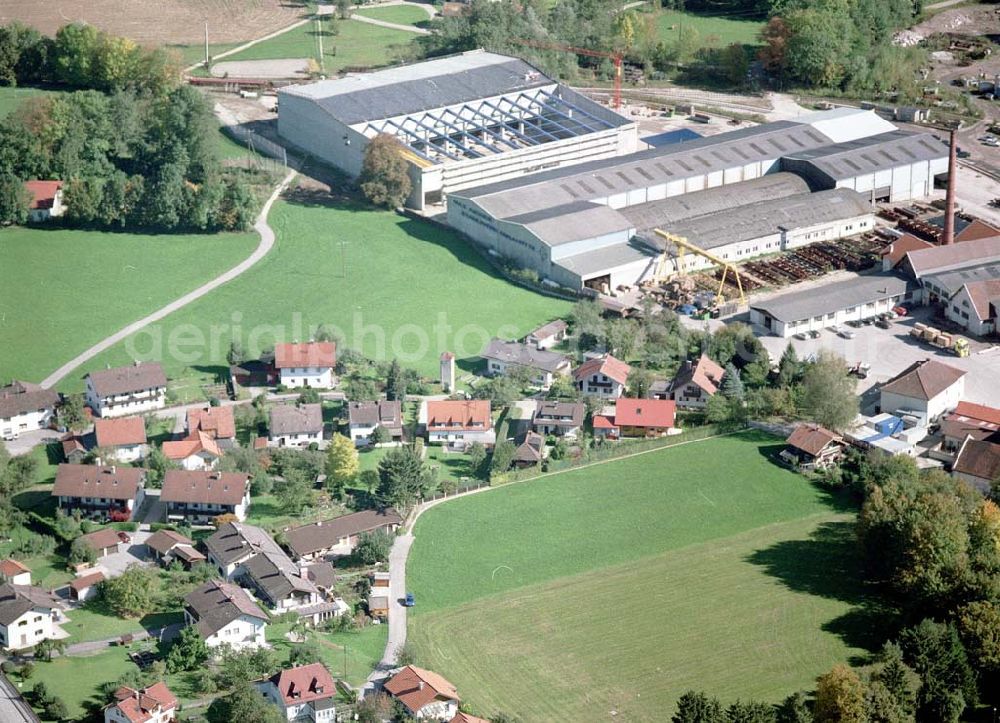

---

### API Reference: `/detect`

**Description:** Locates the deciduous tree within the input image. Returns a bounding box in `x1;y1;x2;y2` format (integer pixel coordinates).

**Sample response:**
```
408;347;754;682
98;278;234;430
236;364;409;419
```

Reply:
359;133;411;209
325;433;359;499
800;350;857;430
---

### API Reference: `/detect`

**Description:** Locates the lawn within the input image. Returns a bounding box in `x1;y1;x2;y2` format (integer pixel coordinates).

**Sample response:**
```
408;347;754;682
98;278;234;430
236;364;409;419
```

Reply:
220;18;416;72
0;226;258;384
352;5;429;27
0;86;64;118
28;646;138;720
267;620;388;687
69;197;569;386
407;432;874;719
650;8;766;48
61;600;183;644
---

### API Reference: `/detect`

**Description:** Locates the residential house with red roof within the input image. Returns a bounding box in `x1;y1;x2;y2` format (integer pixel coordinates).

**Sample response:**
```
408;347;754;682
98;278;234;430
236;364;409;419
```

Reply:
879;359;966;423
85;362;167;418
940;401;1000;453
187;406;237;448
24;180;65;222
953;439;1000;495
669;355;725;410
0;559;31;586
51;464;146;521
384;666;461;720
145;529;205;570
424;399;494;446
256;662;337;722
162;431;222;471
93;416;148;464
104;682;177;723
161;469;250;524
70;571;105;602
573;354;630;398
781;424;846;470
593;398;677;439
274;342;337;389
0;380;59;441
944;278;1000;337
78;528;131;558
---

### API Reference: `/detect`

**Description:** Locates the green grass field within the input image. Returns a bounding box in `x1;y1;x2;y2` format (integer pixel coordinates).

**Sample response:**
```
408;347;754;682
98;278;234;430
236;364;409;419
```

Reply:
407;433;872;720
220;18;416;72
0;86;64;119
67;197;568;387
0;226;258;384
650;9;765;48
267;620;388;687
353;5;429;27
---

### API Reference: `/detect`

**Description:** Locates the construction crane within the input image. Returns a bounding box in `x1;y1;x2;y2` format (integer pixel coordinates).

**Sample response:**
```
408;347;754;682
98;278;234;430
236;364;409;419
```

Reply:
512;38;623;110
653;229;746;307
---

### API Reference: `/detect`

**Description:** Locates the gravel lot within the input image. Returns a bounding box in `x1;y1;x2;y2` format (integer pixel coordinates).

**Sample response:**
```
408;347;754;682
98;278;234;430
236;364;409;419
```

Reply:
212;58;311;79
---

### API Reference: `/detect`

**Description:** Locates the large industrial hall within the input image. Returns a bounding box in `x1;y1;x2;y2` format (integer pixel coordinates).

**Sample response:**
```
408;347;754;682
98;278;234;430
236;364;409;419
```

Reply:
447;108;950;292
277;50;637;210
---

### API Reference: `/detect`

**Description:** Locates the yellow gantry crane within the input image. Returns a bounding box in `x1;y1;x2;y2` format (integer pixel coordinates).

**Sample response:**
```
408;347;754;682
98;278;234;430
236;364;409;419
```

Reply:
652;228;746;306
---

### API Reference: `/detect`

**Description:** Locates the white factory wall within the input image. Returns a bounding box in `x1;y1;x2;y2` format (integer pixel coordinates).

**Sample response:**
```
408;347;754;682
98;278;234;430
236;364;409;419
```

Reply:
833;158;947;202
277;93;369;176
944;285;996;337
750;292;910;338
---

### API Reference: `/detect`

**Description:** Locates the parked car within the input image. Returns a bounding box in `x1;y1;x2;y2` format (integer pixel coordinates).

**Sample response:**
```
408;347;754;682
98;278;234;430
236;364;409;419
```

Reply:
794;332;809;340
838;328;856;339
678;304;698;316
808;330;821;339
892;306;909;316
846;319;863;328
404;592;415;607
862;317;876;326
876;318;892;329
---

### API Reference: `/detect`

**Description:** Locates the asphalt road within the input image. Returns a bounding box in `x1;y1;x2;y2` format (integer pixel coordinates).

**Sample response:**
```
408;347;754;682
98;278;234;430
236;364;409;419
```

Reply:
0;673;40;723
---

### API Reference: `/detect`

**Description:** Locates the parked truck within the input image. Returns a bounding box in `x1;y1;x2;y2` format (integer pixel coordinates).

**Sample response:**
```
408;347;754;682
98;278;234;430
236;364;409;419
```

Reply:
909;324;970;356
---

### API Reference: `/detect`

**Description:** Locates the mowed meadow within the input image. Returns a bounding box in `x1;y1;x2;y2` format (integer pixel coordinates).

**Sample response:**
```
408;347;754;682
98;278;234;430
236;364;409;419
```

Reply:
407;433;873;721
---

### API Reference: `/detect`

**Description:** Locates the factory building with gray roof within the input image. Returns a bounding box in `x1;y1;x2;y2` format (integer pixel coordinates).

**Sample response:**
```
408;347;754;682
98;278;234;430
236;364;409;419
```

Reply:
277;50;637;210
447;108;949;292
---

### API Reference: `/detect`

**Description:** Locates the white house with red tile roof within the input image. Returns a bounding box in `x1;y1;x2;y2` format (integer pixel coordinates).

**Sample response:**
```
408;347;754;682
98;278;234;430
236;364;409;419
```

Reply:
257;662;337;722
423;400;494;445
614;398;676;437
104;682;177;723
0;380;59;440
782;424;846;470
162;430;222;470
0;559;31;586
879;359;966;423
573;354;631;398
944;278;1000;337
24;180;64;222
669;355;725;410
953;439;1000;495
52;464;146;520
161;469;250;524
85;362;167;418
70;571;105;602
384;665;461;720
93;416;148;464
274;342;337;388
187;406;237;448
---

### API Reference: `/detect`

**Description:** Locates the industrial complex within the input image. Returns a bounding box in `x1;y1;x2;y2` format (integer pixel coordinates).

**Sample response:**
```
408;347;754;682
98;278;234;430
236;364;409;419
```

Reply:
277;50;637;210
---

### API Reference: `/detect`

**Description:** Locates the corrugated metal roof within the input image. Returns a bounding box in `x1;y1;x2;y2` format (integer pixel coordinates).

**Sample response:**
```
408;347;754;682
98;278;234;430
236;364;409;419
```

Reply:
507;201;630;247
783;130;947;180
280;51;551;125
557;239;660;278
906;236;1000;277
750;274;914;323
794;108;897;143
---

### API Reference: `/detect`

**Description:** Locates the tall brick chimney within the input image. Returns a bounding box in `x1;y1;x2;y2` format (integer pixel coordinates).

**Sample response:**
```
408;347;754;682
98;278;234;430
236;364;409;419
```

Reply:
942;129;957;246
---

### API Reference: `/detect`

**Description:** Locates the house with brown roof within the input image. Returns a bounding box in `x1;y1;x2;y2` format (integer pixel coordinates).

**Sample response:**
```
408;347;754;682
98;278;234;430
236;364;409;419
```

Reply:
781;424;846;470
0;583;67;651
512;431;545;468
669;355;725;410
183;579;267;650
480;338;571;390
284;509;403;560
25;180;65;222
615;398;677;438
881;233;933;271
52;464;146;521
531;400;586;438
274;342;337;389
145;530;205;569
424;399;494;446
573;354;631;398
944;278;1000;337
940;401;1000;453
347;400;403;447
879;359;966;423
953;439;1000;495
0;380;59;441
161;470;250;524
104;682;177;723
162;431;222;471
256;662;337;722
85;362;167;418
0;559;31;586
62;435;87;463
78;528;131;558
70;571;105;602
269;403;325;449
524;318;568;350
187;406;237;448
384;666;461;720
93;416;148;464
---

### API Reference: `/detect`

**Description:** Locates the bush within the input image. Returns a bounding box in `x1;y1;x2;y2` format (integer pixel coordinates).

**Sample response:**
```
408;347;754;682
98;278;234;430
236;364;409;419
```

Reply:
356;529;394;565
42;697;68;721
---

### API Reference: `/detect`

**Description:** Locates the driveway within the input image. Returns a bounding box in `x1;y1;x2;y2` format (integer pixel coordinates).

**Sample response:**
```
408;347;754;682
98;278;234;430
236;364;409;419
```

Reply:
4;428;61;456
92;531;153;578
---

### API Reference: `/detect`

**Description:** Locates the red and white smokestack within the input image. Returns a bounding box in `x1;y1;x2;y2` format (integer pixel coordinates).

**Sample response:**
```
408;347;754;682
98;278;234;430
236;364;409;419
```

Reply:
943;129;957;246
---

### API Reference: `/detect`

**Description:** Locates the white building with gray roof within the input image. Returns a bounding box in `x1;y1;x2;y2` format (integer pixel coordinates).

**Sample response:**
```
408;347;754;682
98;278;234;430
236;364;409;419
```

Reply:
448;109;947;292
277;49;636;210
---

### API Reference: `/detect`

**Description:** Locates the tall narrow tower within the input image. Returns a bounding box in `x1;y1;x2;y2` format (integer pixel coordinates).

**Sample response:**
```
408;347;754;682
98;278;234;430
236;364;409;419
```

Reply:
440;352;455;393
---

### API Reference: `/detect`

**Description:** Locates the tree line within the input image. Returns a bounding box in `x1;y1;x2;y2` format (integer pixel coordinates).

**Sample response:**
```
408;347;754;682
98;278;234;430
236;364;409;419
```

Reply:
0;22;259;231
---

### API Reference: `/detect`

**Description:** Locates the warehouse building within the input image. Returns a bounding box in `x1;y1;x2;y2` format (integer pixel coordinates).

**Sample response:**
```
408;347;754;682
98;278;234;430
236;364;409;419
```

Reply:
448;108;947;291
749;273;916;338
277;50;637;210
